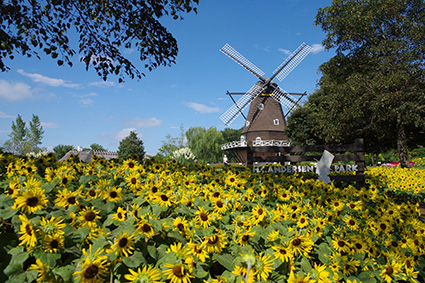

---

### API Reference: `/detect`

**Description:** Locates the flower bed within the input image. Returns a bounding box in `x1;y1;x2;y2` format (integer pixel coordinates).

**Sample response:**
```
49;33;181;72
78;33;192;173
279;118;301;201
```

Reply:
0;154;424;282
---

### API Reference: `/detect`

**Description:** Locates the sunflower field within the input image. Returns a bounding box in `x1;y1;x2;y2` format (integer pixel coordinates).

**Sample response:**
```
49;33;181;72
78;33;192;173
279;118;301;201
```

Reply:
0;153;424;283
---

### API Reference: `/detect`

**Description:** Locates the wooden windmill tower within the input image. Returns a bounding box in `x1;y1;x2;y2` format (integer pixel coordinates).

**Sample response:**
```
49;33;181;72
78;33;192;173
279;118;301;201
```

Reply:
219;43;312;164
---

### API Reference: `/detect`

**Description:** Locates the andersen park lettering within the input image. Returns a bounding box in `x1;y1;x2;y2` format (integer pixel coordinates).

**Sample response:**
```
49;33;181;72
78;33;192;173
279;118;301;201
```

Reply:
253;164;358;174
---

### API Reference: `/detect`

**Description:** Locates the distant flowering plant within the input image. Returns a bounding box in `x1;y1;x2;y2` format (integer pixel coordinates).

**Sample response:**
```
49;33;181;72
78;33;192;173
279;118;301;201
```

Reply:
172;147;196;163
0;154;424;282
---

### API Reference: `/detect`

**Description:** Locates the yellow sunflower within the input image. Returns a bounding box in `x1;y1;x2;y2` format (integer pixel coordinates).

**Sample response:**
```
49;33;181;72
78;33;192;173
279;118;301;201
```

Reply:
74;247;110;283
111;232;136;257
30;258;56;283
18;214;37;249
203;231;227;254
42;234;64;253
194;207;212;228
78;207;101;228
13;187;48;214
124;265;163;283
162;263;194;283
103;186;123;203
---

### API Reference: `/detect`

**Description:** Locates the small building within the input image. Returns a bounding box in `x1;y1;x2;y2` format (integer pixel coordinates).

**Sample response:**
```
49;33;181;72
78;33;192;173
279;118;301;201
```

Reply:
60;150;118;162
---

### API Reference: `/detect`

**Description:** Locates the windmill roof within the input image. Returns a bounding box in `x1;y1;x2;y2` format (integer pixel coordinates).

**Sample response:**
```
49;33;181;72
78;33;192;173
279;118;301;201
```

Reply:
59;150;118;162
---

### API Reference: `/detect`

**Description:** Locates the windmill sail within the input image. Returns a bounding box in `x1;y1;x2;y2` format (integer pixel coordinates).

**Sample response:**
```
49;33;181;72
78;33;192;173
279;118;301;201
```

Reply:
220;44;265;80
270;87;300;114
272;43;312;82
220;83;263;126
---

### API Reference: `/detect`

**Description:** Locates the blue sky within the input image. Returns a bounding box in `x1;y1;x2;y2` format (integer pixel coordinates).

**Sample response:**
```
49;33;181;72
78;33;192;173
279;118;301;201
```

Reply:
0;0;334;155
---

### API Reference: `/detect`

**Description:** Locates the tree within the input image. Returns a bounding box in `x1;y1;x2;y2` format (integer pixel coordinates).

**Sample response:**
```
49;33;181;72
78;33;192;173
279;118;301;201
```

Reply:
315;0;425;167
186;127;225;164
27;114;44;152
155;124;186;160
86;143;107;151
221;127;243;144
4;114;26;154
117;131;145;161
4;114;44;155
1;0;199;82
53;144;74;161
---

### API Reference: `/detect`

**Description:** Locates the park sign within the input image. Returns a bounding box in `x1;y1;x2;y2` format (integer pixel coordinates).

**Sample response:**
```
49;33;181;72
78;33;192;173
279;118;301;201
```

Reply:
245;139;365;189
253;163;359;174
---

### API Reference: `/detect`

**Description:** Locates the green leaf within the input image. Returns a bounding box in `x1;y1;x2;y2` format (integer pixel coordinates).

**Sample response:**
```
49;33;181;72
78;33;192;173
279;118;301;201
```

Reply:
317;242;332;264
147;245;158;261
213;253;234;271
72;226;90;242
91;236;108;253
3;263;22;277
122;251;147;268
54;265;74;282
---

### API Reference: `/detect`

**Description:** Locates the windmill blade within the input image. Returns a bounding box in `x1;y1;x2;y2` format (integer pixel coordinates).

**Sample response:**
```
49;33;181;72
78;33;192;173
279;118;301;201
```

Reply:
272;43;312;82
220;43;265;80
220;83;263;126
271;87;300;113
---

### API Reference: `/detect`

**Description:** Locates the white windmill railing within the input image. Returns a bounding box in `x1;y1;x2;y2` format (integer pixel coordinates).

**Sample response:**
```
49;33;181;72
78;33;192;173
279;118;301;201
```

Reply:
221;139;291;150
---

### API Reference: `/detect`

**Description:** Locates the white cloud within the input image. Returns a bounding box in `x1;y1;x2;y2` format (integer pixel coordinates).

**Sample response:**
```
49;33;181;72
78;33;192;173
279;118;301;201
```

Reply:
310;44;325;54
17;69;80;88
0;80;33;101
89;81;116;87
0;111;15;118
114;128;141;141
75;92;97;106
278;48;291;55
128;117;162;127
186;102;220;114
41;121;59;128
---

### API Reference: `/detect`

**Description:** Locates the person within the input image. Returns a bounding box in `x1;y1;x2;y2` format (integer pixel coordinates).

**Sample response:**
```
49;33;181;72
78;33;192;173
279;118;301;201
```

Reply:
223;154;228;166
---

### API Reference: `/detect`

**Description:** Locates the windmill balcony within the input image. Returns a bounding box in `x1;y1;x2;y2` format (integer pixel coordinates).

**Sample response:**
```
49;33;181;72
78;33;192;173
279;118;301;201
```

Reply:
221;139;291;150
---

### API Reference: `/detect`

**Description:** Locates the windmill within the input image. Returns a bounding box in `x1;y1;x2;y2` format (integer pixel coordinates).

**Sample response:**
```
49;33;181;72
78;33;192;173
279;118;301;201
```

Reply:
219;43;312;163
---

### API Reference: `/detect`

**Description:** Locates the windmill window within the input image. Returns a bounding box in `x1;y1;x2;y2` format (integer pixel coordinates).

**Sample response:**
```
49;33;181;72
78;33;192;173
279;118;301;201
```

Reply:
246;120;250;126
256;137;262;143
273;119;279;125
241;135;246;143
258;103;264;110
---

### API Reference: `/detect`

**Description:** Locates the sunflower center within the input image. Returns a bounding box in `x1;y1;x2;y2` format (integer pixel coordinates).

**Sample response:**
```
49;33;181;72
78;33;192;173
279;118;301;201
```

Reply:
62;178;68;185
380;223;387;230
229;177;235;183
151;186;158;193
391;241;398;248
67;196;76;204
300;218;306;224
348;220;355;226
117;212;123;219
292;238;301;246
119;237;128;247
50;239;59;249
85;211;96;221
128;162;135;168
131;178;137;184
212;192;220;198
89;190;96;196
8;188;13;195
208;236;218;244
110;191;118;198
84;264;99;279
25;224;32;235
161;194;168;201
200;213;208;221
355;243;362;249
385;266;393;275
338;240;345;247
172;265;185;278
177;223;185;231
242;235;250;242
216;201;223;208
141;224;151;232
257;208;264;215
279;248;287;254
27;196;39;207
